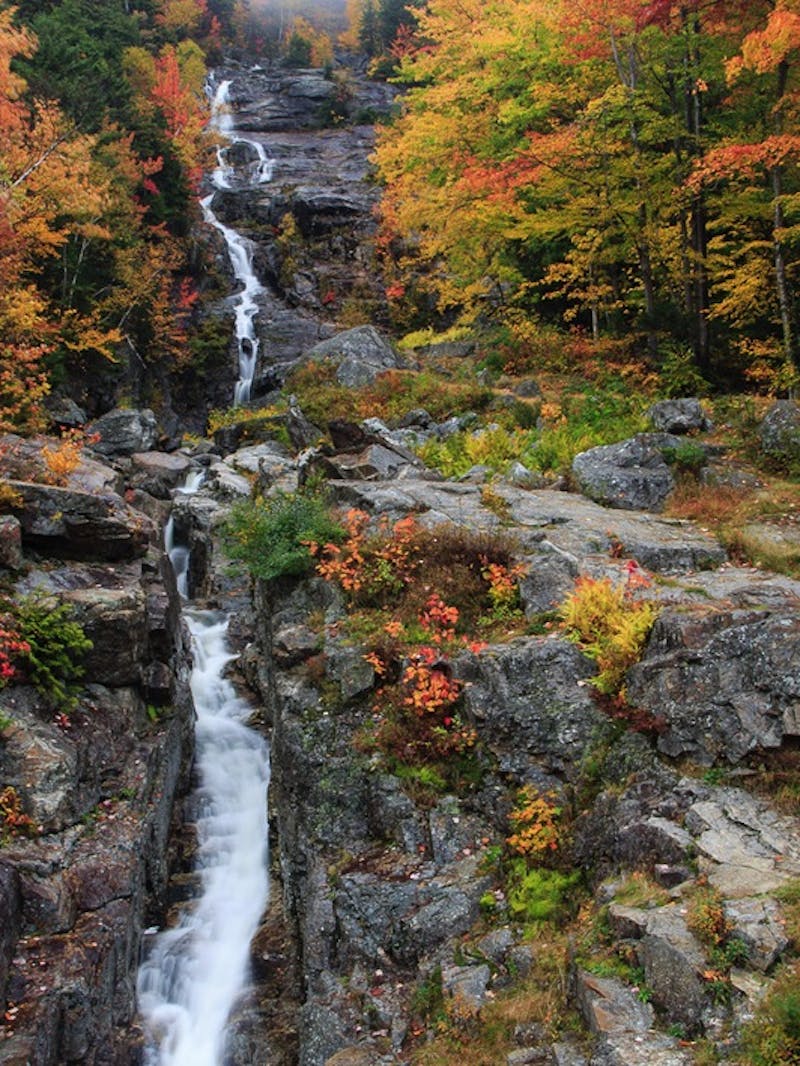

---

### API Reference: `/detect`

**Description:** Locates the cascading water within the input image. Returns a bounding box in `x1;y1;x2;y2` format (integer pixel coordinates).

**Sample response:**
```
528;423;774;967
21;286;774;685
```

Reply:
137;74;274;1063
137;608;270;1066
162;470;206;600
201;79;274;405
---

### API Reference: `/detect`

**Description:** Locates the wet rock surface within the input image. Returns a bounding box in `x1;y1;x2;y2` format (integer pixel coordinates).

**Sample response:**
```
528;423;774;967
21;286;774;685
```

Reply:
0;451;194;1062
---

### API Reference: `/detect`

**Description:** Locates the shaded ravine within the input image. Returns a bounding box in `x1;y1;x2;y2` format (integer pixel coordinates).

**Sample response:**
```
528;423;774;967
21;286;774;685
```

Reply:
136;82;274;1064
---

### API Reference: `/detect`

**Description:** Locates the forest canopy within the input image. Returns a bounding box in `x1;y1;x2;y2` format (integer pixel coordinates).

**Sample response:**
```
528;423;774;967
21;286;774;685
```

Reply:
373;0;800;390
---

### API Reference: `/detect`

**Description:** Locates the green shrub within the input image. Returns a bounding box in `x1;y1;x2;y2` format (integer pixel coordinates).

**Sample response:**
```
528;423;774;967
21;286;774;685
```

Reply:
222;491;344;581
506;860;581;925
741;969;800;1065
13;596;92;713
528;388;649;474
657;343;710;398
418;426;535;478
661;440;707;475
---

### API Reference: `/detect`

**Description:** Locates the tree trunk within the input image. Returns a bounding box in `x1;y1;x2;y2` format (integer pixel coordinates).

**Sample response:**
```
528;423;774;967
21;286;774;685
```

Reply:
771;60;797;370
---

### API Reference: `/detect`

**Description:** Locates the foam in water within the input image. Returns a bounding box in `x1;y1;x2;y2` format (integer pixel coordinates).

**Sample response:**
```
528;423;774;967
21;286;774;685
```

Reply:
140;468;270;1064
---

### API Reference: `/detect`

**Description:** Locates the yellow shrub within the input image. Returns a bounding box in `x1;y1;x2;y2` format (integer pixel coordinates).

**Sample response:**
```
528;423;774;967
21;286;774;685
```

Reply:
506;786;562;858
558;569;659;695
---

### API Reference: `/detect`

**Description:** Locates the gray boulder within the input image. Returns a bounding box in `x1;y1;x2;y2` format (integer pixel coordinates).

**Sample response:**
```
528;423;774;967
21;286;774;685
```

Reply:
723;896;789;971
758;400;800;464
456;638;613;777
129;451;195;499
8;481;155;561
303;326;403;388
44;395;87;429
626;607;800;765
638;908;707;1032
89;408;158;457
647;399;712;435
575;970;692;1064
571;434;680;512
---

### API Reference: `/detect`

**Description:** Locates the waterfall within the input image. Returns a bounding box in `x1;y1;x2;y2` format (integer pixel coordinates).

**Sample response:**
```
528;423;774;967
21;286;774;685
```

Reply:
201;78;275;405
138;464;271;1063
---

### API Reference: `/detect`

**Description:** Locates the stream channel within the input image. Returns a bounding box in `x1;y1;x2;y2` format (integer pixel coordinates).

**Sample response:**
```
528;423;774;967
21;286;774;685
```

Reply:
136;77;273;1066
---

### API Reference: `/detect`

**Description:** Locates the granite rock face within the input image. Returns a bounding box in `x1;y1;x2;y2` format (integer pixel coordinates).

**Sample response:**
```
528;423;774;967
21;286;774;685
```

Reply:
626;607;800;764
571;434;681;512
758;399;800;463
9;481;156;562
0;506;193;1064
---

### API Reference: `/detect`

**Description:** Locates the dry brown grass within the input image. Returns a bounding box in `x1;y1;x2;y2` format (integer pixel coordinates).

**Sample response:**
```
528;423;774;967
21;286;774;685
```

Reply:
665;481;751;526
411;933;574;1066
666;476;800;577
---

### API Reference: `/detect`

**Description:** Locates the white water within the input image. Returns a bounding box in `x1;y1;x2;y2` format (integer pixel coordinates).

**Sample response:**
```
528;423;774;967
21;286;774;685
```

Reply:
162;470;205;600
202;79;275;405
138;612;270;1066
139;464;270;1062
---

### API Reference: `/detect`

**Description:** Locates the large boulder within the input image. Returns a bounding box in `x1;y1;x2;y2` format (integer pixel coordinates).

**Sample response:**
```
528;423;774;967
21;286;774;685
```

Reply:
638;908;707;1033
571;434;680;512
626;606;800;765
89;408;158;457
758;400;800;465
8;481;156;561
129;452;195;499
302;326;404;388
456;638;613;777
647;399;712;435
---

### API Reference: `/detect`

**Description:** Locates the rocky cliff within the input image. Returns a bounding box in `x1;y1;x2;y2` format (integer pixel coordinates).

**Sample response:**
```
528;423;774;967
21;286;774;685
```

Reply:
0;429;194;1064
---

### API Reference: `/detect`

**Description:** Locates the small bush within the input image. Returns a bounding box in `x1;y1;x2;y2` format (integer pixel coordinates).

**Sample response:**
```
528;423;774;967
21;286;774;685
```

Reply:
418;425;534;478
0;785;36;841
661;440;707;476
558;566;659;696
40;428;98;486
222;491;344;581
657;343;710;398
506;787;562;858
506;861;581;925
11;596;92;713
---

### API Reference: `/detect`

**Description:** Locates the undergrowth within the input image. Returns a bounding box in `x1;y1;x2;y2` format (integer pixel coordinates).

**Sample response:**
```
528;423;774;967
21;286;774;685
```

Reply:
1;596;92;717
309;511;527;773
285;360;493;429
557;564;659;697
222;489;345;581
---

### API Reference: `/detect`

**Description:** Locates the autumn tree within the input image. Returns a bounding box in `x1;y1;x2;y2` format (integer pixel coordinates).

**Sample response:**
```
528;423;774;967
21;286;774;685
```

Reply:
374;0;798;386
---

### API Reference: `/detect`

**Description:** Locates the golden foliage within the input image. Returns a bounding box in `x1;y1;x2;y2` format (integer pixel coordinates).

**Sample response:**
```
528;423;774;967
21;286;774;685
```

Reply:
558;567;659;695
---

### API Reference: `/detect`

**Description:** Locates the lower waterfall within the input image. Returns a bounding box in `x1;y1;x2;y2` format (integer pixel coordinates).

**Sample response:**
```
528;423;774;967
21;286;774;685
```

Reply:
137;610;270;1065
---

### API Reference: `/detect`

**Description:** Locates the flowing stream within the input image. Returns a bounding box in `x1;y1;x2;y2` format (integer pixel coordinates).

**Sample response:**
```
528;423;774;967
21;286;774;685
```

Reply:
200;79;274;404
137;75;272;1065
